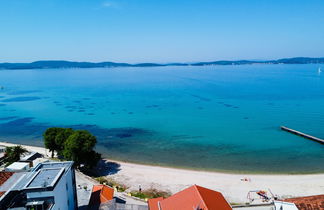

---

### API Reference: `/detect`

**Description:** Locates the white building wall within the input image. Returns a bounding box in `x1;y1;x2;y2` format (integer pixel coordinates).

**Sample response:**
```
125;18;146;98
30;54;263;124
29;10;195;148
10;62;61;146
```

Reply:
63;167;77;210
274;201;298;210
52;174;70;210
51;169;76;210
26;176;69;210
5;162;30;172
26;165;77;210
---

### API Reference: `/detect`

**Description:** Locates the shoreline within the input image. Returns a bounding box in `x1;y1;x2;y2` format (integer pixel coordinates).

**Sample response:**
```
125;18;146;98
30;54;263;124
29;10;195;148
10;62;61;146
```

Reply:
1;141;324;203
3;139;321;175
100;155;324;175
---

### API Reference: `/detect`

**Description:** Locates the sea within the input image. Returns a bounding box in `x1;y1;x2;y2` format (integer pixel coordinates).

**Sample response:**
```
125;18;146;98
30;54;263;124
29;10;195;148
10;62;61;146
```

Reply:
0;64;324;173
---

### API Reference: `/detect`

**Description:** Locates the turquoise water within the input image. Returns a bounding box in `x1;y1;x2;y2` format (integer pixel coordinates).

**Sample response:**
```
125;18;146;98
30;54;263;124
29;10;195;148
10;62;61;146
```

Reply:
0;64;324;173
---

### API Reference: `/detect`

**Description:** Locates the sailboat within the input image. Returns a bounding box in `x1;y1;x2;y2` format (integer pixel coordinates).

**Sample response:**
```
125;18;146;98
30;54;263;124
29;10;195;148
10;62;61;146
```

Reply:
319;67;322;75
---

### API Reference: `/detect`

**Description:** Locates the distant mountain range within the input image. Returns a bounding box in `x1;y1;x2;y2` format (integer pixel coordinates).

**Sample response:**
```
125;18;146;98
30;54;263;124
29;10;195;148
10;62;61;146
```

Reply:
1;57;324;70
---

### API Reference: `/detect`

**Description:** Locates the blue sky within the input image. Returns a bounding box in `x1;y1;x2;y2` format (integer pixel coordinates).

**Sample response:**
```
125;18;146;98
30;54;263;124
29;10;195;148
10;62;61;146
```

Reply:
0;0;324;63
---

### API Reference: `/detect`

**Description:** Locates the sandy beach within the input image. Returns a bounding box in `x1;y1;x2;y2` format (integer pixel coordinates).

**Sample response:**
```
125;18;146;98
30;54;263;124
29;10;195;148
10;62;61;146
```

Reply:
1;141;324;203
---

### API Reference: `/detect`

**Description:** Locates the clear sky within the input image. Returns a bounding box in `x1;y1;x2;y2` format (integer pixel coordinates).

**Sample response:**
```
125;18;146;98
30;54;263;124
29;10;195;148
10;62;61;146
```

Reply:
1;0;324;63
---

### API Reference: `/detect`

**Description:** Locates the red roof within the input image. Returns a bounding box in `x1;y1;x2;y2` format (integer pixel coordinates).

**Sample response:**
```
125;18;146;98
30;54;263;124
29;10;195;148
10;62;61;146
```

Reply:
89;185;114;207
283;194;324;209
0;172;14;186
148;185;232;210
0;172;14;198
0;191;6;197
148;197;164;210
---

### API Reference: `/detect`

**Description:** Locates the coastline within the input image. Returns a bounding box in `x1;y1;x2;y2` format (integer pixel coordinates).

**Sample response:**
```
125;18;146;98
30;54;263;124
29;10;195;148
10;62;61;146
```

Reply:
1;58;324;70
100;155;324;175
2;138;324;175
1;141;324;203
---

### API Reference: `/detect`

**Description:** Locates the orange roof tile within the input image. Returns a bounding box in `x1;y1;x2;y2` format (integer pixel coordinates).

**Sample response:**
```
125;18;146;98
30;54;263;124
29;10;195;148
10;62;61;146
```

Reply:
148;197;164;210
283;194;324;209
148;185;232;210
0;191;6;198
0;172;14;186
89;185;114;207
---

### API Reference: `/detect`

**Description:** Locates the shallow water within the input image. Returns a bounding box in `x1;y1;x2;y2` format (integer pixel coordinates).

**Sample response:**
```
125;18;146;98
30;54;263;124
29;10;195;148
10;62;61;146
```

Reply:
0;64;324;173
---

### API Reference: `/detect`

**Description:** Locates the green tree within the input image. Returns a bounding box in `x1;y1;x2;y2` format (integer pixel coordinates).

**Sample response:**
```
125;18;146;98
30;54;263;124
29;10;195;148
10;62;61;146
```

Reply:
44;127;61;158
55;128;74;156
43;127;74;158
63;130;100;168
5;145;27;165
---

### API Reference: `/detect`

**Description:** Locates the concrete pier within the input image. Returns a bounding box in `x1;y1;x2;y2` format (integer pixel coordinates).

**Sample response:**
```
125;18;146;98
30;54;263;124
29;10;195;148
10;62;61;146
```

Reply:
281;126;324;144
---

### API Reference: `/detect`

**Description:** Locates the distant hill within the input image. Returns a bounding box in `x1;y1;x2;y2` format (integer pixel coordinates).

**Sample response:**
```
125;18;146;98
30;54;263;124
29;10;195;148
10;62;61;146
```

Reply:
191;57;324;66
0;57;324;70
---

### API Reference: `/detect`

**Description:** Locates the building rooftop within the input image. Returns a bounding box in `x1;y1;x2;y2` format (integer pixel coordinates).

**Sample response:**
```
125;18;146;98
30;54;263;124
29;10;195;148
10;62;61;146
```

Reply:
0;172;15;199
12;161;73;190
88;185;114;208
5;162;29;171
0;192;5;197
148;197;164;210
283;194;324;209
25;168;63;189
232;201;298;210
148;185;232;210
20;151;42;161
35;161;73;170
0;161;75;209
0;172;14;186
0;172;26;193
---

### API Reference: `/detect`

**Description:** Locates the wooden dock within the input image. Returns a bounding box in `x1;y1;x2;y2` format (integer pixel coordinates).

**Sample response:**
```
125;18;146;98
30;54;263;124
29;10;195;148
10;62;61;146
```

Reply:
281;126;324;144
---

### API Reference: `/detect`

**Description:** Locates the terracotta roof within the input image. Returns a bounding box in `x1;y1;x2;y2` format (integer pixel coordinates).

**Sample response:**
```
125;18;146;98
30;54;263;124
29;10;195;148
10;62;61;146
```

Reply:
148;185;232;210
0;191;6;197
88;185;114;207
283;194;324;210
148;197;164;210
0;172;14;186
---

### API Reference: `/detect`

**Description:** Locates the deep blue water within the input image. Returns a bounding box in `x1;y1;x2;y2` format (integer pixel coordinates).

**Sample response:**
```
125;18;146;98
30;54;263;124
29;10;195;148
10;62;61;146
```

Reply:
0;64;324;173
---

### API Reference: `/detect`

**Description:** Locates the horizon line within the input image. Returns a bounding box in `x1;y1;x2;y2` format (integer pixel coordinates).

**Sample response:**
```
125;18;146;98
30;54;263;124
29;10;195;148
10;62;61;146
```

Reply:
1;56;324;64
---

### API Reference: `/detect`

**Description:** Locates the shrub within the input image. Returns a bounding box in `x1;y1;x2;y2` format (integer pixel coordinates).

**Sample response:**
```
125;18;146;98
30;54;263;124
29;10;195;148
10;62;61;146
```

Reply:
116;184;128;192
130;188;171;200
94;177;128;192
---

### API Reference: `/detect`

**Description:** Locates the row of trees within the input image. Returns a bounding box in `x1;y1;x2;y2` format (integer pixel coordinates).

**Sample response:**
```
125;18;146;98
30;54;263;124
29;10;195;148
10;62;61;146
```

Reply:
44;128;101;169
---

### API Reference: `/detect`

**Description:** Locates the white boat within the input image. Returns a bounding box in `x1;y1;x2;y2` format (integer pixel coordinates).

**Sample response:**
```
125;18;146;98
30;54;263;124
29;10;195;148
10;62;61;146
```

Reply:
319;67;322;75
